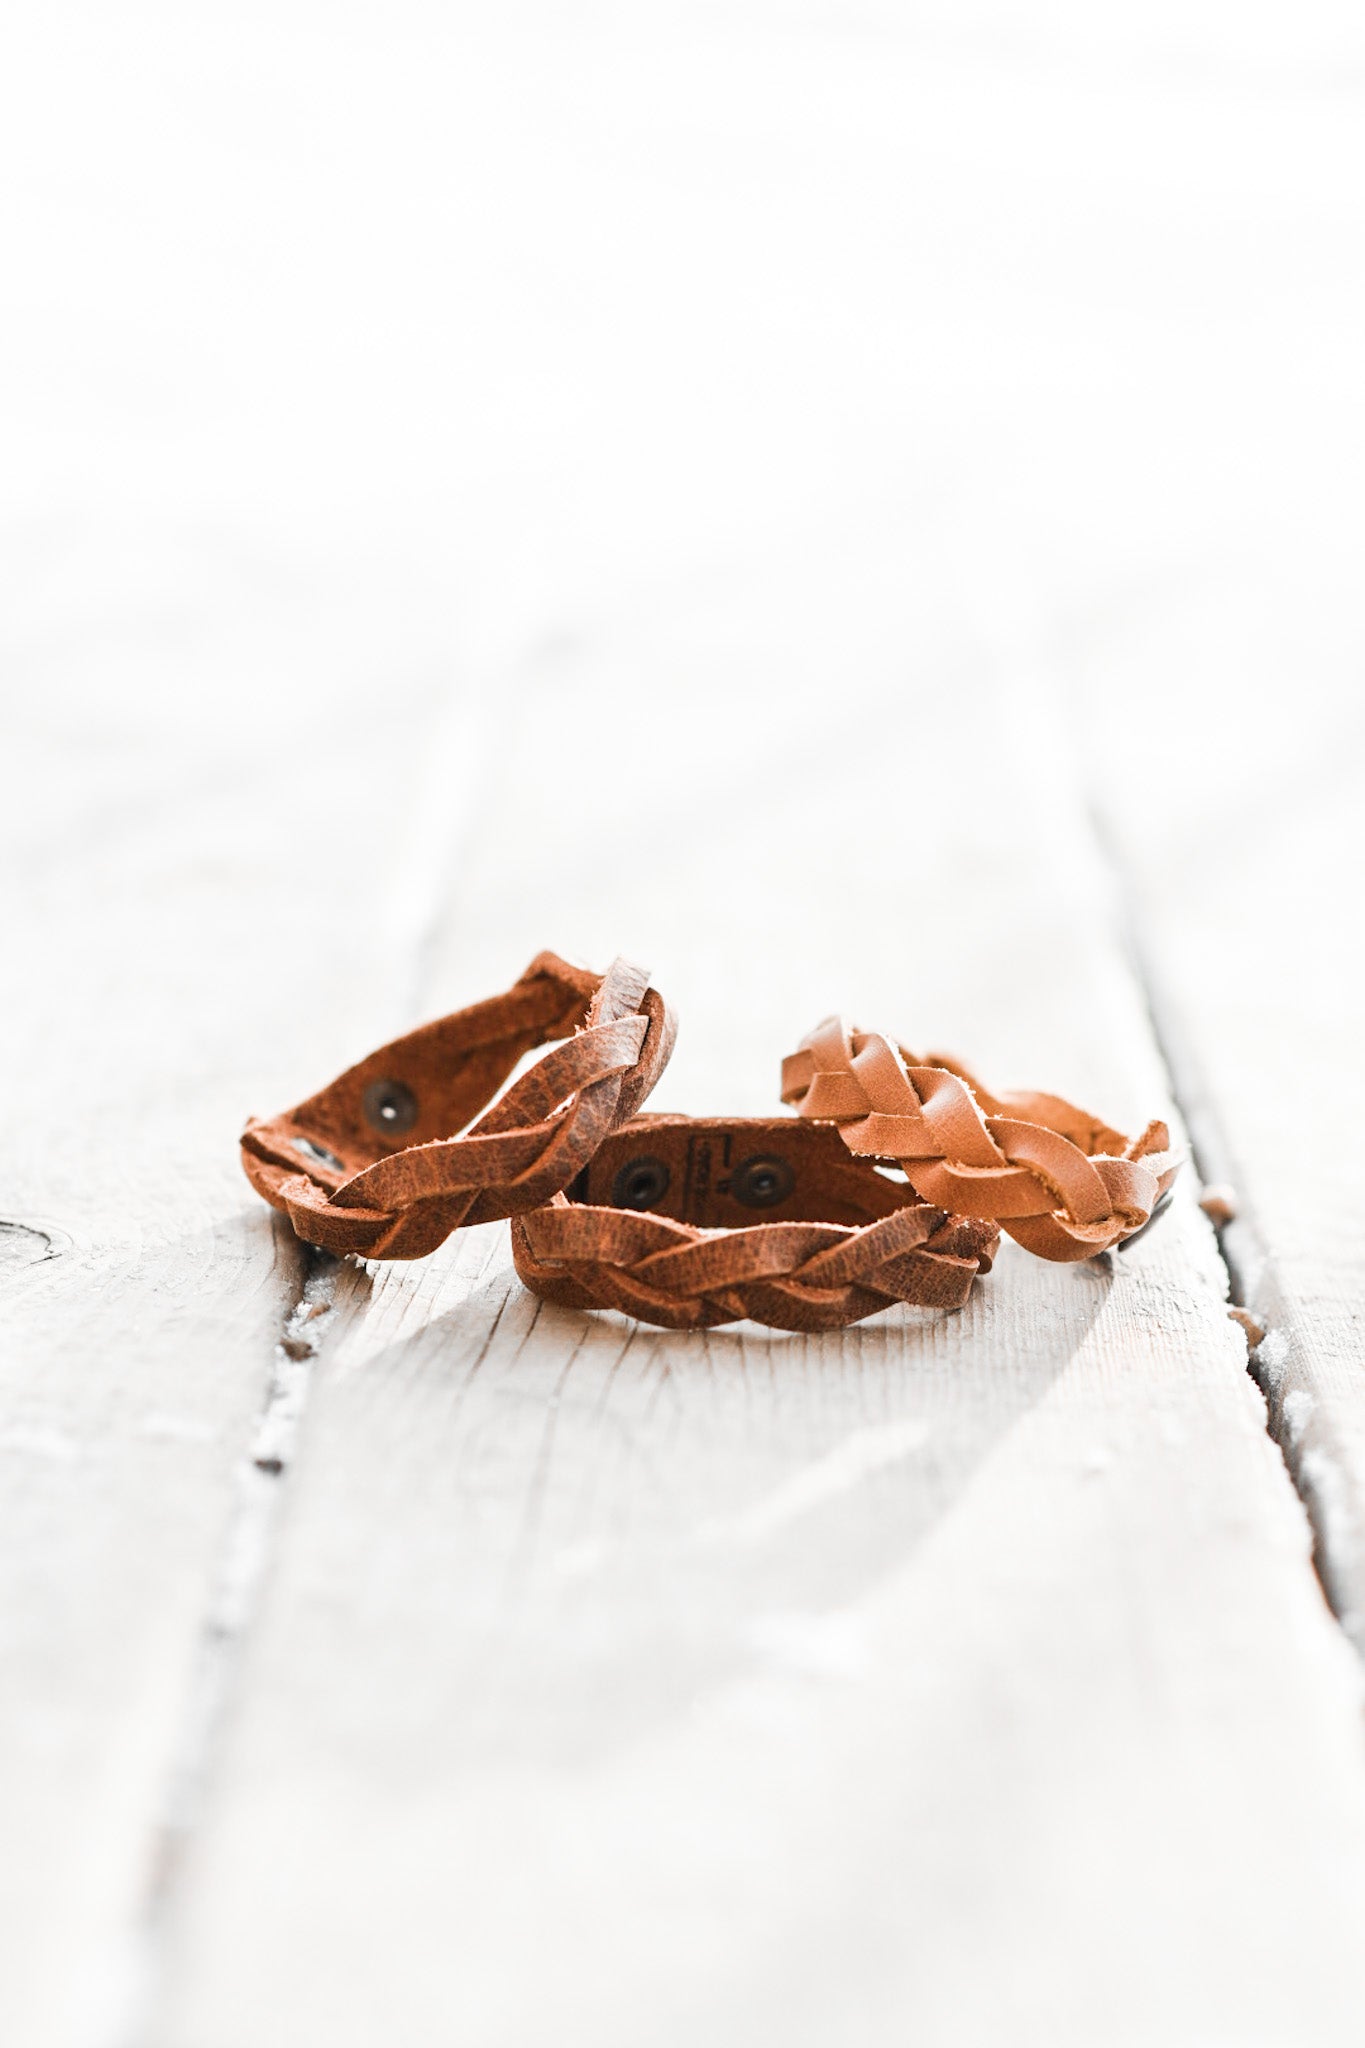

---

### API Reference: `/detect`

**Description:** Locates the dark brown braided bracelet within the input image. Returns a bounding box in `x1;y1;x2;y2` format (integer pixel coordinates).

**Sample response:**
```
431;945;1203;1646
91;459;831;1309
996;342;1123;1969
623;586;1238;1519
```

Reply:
241;952;675;1259
511;1114;999;1331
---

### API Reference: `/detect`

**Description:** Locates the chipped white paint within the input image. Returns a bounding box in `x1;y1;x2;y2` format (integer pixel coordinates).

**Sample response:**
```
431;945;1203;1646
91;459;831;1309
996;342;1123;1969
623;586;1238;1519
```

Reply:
1257;1328;1292;1396
0;606;484;2048
1283;1388;1316;1447
1079;610;1365;1645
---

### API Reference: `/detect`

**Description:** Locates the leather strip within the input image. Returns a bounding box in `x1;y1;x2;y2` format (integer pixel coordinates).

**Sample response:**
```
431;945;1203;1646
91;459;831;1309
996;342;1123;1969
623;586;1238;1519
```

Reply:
511;1115;999;1331
241;953;676;1259
781;1020;1179;1261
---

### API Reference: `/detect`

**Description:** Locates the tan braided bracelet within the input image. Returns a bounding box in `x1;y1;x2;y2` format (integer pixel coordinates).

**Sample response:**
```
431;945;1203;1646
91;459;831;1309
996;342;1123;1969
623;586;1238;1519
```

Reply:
511;1114;999;1331
241;953;675;1259
781;1020;1178;1262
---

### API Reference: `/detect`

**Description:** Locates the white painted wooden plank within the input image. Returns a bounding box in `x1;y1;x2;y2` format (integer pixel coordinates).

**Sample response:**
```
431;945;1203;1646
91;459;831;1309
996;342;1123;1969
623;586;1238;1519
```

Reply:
1065;567;1365;1653
153;561;1365;2048
0;566;472;2048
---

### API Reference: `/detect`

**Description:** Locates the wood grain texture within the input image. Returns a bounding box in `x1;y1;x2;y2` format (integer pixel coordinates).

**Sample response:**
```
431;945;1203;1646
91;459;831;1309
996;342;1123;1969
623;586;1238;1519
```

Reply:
7;6;1365;2042
0;567;475;2048
1069;566;1365;1654
151;565;1365;2048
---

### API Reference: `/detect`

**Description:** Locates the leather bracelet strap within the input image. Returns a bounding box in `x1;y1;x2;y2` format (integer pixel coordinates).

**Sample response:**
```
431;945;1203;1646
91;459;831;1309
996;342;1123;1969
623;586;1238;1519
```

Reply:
241;953;675;1260
781;1019;1179;1262
511;1115;999;1331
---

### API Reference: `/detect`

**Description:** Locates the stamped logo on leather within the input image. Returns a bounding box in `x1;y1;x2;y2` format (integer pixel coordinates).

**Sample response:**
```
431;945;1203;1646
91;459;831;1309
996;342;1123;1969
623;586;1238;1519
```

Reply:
681;1131;719;1220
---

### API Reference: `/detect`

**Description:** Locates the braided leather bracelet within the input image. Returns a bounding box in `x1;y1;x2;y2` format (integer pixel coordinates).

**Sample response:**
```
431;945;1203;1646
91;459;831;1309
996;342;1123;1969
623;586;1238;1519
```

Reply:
781;1020;1178;1262
511;1114;999;1331
241;953;675;1259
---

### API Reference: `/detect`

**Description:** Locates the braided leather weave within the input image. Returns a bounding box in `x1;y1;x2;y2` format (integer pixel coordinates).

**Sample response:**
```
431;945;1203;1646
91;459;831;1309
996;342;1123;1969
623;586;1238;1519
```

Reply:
512;1116;999;1331
781;1019;1178;1262
241;953;675;1259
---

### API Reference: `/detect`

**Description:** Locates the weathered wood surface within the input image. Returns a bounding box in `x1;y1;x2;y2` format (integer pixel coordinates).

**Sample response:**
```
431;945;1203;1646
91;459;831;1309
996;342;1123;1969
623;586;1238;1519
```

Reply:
151;573;1365;2047
1069;580;1365;1661
5;6;1365;2046
0;595;461;2048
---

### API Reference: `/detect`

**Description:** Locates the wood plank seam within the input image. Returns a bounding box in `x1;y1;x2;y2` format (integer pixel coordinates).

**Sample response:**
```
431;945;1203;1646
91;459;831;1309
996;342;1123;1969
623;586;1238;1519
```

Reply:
115;1243;340;2047
118;708;496;2044
139;614;1365;2046
1089;805;1362;1652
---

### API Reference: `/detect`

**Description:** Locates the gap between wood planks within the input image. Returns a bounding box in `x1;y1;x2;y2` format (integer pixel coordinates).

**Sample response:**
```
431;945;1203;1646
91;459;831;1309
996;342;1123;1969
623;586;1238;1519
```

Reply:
114;804;1355;2048
1090;803;1354;1644
110;1244;339;2046
111;682;501;2048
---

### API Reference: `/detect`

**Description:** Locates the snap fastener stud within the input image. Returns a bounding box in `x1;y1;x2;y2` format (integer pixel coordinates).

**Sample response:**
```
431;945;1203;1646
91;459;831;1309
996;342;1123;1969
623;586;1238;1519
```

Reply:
291;1134;345;1173
362;1078;418;1135
612;1156;671;1211
732;1154;794;1208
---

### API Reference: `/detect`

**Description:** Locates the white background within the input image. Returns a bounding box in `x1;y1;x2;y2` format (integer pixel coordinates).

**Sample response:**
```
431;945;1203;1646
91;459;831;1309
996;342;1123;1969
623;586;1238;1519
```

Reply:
7;0;1363;940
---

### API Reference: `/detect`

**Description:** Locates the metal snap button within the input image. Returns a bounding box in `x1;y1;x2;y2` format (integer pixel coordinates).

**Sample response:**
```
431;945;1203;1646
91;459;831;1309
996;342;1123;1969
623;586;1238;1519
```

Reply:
291;1134;345;1173
732;1154;794;1207
362;1078;418;1136
612;1156;671;1211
